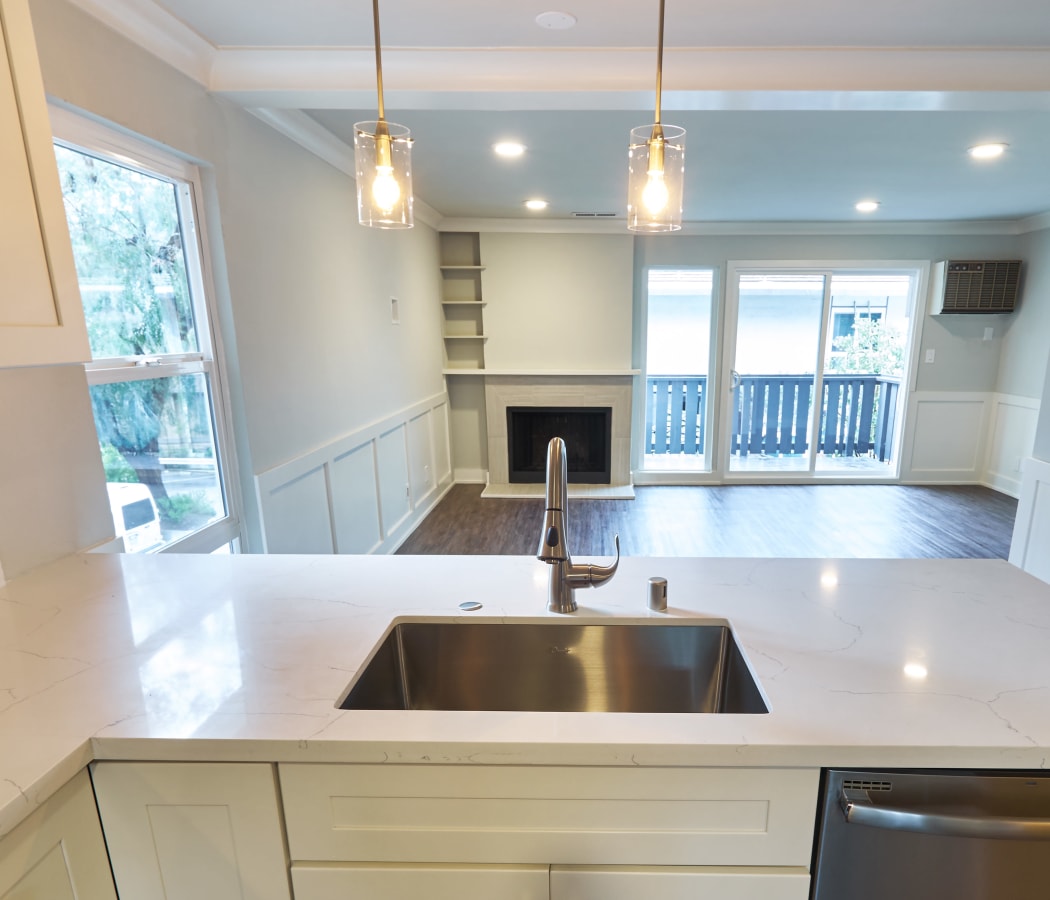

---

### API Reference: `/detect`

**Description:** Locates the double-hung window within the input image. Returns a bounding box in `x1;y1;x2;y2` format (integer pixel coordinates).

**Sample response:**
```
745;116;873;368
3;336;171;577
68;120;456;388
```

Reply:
51;109;240;553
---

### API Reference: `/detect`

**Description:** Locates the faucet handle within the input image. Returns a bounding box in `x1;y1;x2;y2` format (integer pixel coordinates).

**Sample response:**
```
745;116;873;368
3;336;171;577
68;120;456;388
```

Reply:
585;534;620;587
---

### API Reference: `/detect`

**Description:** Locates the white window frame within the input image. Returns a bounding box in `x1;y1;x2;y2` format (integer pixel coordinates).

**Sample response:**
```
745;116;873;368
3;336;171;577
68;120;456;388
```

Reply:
49;105;243;553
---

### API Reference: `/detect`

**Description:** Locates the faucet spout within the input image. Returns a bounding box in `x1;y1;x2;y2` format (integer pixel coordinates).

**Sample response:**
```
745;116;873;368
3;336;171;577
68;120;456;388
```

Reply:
537;437;620;613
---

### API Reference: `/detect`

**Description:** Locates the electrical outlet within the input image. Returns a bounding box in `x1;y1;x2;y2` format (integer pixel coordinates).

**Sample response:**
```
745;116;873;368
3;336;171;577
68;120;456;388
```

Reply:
983;326;994;341
924;349;936;364
390;296;400;324
424;464;431;484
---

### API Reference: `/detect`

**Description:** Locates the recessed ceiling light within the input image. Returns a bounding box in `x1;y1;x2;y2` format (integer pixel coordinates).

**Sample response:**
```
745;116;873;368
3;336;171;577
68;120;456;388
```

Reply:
535;11;577;29
855;200;880;213
524;199;549;211
968;143;1007;160
493;142;526;158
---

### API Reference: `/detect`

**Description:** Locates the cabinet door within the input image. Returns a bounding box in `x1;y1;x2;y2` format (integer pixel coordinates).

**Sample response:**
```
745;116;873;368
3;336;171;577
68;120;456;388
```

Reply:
292;863;549;900
0;770;116;900
91;762;290;900
0;0;90;367
551;865;810;900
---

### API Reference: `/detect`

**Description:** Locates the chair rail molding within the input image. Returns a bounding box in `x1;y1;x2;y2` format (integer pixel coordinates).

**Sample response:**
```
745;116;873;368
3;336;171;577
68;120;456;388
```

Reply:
255;392;452;555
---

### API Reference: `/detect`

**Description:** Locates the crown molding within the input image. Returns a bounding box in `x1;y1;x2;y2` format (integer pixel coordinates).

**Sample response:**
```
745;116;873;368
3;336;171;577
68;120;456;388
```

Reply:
65;0;215;85
1018;211;1050;234
438;216;1033;236
57;1;1050;105
247;109;441;229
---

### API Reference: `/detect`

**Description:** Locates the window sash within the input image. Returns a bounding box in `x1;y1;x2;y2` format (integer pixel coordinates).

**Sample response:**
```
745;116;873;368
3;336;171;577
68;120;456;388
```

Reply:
51;106;242;555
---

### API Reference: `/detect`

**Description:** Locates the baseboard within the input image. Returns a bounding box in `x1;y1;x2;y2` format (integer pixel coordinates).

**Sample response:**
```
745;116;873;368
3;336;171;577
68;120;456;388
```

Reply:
453;467;487;484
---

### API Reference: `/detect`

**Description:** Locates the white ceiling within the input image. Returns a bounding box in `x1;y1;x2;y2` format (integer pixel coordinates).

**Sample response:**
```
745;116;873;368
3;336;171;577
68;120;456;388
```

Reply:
70;0;1050;228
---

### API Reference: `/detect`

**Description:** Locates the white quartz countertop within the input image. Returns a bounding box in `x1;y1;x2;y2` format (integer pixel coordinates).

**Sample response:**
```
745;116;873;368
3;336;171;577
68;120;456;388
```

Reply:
3;551;1050;838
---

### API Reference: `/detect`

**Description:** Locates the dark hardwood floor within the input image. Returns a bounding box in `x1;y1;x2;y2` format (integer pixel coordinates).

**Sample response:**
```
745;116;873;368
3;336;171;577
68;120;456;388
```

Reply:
396;483;1018;559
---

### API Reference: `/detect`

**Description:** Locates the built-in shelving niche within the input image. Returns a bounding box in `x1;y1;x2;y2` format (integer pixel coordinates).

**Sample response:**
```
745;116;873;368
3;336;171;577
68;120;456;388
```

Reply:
439;232;485;370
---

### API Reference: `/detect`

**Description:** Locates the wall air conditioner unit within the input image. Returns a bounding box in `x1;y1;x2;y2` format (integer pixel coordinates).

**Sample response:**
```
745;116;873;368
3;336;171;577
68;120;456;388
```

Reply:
930;259;1022;314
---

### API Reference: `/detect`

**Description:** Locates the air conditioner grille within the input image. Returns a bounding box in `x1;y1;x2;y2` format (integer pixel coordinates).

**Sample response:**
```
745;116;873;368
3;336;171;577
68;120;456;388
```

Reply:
941;260;1021;312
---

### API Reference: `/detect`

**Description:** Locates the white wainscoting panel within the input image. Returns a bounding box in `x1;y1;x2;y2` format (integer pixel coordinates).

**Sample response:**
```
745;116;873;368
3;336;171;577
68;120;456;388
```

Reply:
329;442;382;554
377;425;411;536
257;465;334;554
408;411;435;507
255;393;452;555
1009;456;1050;584
901;392;989;483
983;394;1039;497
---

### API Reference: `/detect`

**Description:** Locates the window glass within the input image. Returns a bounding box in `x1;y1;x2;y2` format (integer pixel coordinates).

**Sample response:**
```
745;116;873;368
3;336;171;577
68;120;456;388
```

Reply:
54;132;236;554
54;146;199;359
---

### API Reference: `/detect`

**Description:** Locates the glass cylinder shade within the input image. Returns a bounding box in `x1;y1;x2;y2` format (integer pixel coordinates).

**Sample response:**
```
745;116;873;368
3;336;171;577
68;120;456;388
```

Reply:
354;120;414;229
627;123;686;232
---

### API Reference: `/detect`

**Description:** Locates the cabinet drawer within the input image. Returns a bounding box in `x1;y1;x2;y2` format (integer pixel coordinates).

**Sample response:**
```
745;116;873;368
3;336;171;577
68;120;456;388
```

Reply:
292;863;548;900
279;764;818;866
551;865;810;900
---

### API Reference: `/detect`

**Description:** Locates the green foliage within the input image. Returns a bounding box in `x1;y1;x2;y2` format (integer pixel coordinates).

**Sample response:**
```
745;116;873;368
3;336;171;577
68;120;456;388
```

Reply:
157;491;215;526
56;146;198;458
100;443;138;483
825;318;905;376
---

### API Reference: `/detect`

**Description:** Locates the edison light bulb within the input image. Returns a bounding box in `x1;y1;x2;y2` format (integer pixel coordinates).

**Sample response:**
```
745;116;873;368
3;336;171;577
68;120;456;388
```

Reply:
372;165;400;214
642;169;669;215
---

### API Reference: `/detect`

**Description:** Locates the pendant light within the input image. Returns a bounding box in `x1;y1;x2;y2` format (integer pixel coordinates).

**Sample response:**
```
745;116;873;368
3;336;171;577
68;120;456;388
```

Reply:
354;0;413;229
627;0;685;232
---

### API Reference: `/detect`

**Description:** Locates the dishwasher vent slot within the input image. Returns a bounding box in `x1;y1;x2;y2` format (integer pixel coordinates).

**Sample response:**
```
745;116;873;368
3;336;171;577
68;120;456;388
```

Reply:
842;779;893;792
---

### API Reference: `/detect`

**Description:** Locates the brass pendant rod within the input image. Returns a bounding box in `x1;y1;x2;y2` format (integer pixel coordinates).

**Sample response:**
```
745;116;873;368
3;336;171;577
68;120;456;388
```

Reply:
653;0;665;126
371;0;386;122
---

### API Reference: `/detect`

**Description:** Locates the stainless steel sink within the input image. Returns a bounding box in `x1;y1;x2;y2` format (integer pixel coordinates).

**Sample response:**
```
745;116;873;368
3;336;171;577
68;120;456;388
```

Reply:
337;621;768;713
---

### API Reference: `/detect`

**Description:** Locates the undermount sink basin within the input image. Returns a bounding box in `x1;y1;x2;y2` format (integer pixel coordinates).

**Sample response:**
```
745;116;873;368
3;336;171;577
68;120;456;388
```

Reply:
338;620;768;714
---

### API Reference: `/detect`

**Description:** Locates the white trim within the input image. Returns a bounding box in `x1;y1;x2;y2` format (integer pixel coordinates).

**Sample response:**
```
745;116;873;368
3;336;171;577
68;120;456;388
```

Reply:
982;393;1040;497
1009;456;1050;583
439;216;1038;236
255;392;453;555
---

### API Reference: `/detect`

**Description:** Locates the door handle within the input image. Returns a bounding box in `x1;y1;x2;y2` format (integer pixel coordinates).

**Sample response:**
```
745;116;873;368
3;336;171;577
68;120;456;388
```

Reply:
730;369;740;389
840;787;1050;841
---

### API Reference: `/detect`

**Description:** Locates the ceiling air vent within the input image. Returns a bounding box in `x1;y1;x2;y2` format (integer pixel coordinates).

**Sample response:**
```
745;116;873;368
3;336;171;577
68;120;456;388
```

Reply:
572;212;617;218
930;259;1022;314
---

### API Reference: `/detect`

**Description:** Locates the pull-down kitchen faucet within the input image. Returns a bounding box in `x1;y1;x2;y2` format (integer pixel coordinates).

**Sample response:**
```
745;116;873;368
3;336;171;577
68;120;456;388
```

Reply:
536;436;619;613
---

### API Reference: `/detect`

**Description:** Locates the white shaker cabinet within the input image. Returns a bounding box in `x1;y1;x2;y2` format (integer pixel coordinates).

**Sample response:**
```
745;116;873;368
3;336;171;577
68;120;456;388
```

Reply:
292;863;549;900
0;0;90;367
91;762;291;900
551;865;811;900
280;762;819;899
0;769;116;900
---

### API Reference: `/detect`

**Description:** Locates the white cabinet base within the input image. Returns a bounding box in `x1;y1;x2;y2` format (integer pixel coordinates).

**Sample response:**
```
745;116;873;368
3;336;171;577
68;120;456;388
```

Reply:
292;863;549;900
0;770;116;900
552;865;810;900
91;762;290;900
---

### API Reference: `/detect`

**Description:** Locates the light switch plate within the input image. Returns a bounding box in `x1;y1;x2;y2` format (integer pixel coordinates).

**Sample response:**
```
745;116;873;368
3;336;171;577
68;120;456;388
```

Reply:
924;349;936;363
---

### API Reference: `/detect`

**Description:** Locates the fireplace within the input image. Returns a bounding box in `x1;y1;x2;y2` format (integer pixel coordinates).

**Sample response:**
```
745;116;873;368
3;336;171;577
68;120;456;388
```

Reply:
507;406;612;484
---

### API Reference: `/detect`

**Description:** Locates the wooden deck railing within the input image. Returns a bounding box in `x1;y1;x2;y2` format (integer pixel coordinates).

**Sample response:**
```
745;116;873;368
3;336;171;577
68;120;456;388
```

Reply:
645;374;901;461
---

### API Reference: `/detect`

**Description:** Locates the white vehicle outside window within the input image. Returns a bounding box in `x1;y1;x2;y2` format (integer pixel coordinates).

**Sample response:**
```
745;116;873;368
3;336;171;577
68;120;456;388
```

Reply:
51;107;241;553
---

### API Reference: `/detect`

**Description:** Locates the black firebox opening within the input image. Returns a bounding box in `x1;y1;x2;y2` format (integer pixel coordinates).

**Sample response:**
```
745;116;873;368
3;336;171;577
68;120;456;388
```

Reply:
507;406;612;484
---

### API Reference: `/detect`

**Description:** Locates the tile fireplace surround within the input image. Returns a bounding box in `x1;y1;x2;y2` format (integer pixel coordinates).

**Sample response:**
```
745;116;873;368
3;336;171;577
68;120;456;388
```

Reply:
483;374;633;496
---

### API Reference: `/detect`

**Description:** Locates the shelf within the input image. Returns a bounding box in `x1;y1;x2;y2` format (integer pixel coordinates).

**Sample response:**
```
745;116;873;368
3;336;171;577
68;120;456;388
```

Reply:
441;300;487;307
443;334;488;340
440;265;485;272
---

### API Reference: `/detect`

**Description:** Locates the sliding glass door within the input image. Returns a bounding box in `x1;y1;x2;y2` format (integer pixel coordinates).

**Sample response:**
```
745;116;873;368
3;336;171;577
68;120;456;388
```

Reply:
724;264;918;479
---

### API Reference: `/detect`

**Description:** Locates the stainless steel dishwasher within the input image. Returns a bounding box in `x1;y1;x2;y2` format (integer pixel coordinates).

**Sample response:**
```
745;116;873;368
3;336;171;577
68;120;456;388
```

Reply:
811;769;1050;900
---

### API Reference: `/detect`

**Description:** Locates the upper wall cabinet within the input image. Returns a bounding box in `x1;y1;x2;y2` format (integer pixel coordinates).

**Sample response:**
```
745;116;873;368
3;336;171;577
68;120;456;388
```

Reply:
0;0;89;367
